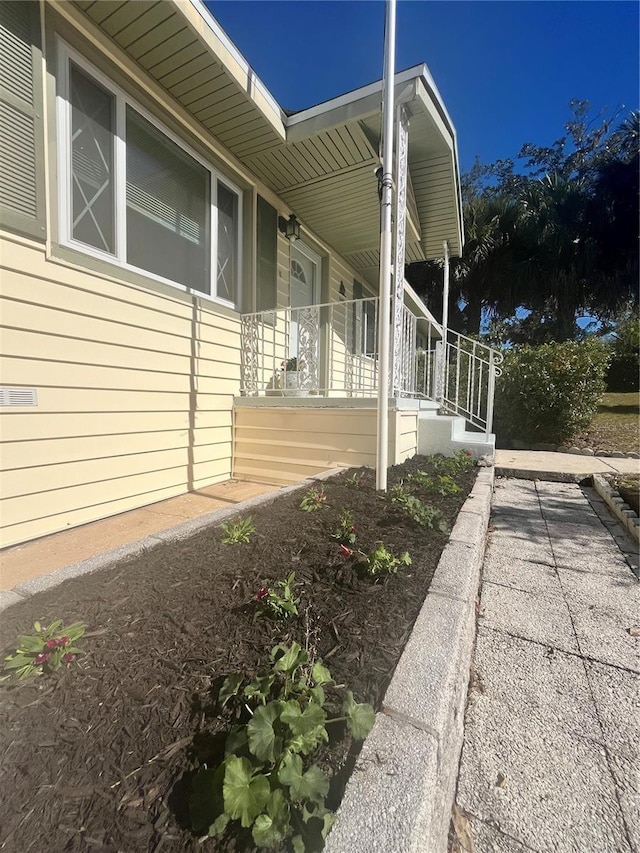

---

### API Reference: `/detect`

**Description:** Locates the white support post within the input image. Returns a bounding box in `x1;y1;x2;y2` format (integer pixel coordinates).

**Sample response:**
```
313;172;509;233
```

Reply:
391;105;409;397
375;0;396;492
440;240;450;403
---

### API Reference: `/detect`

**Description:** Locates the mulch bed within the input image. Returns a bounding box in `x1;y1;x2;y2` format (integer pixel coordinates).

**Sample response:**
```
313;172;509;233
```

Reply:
0;455;476;853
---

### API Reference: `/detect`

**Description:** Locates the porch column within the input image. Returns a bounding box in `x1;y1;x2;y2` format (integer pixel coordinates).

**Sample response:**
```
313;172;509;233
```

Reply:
440;240;450;402
391;104;409;397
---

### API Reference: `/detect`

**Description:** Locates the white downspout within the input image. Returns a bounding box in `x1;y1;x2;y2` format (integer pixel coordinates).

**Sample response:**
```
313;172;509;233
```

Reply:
440;240;450;401
375;0;396;492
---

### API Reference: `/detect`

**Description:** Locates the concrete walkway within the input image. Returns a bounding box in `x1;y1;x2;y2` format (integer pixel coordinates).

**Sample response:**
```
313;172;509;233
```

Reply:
495;449;640;480
0;479;281;592
454;478;639;853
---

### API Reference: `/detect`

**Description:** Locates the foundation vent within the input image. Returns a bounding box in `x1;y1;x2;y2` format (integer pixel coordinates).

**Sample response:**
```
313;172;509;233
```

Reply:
0;387;38;407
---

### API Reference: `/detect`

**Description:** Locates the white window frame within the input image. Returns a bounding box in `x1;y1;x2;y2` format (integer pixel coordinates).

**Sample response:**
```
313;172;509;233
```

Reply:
56;39;243;308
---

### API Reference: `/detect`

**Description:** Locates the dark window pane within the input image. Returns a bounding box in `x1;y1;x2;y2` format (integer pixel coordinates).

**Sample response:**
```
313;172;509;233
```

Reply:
126;107;210;292
217;181;238;302
70;64;115;253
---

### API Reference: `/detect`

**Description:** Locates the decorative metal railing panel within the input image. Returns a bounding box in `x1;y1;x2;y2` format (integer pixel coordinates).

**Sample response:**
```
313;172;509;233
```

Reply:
240;298;380;398
239;299;502;435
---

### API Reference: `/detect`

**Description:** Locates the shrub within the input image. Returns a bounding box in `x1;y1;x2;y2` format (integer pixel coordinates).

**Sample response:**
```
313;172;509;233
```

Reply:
606;314;639;392
494;339;610;445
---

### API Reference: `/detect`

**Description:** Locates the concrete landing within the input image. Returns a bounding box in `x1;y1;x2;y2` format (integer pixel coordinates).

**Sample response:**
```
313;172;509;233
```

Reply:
0;479;281;591
495;449;640;481
454;479;639;853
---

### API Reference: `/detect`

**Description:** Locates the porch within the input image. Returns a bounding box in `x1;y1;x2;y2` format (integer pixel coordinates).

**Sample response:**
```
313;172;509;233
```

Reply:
234;293;502;484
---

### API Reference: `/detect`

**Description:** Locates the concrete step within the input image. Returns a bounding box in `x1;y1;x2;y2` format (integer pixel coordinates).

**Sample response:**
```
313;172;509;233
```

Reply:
417;410;495;458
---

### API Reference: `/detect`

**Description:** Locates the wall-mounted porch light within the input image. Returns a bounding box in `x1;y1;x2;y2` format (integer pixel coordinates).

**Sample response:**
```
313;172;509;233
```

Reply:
278;213;300;242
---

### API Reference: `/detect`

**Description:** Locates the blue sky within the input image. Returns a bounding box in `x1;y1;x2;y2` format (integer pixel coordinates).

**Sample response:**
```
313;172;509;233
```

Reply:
206;1;639;172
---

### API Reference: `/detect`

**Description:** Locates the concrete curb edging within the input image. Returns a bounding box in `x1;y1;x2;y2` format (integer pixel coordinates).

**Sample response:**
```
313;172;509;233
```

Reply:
325;467;494;853
0;469;345;613
494;465;587;484
592;474;640;545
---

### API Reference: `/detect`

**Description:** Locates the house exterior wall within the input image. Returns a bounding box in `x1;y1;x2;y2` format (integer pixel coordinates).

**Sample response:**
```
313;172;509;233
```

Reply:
0;3;377;548
233;404;419;485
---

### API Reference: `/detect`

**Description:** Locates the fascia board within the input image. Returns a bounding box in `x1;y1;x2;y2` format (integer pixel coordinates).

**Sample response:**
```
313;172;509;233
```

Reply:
184;0;287;139
286;80;417;144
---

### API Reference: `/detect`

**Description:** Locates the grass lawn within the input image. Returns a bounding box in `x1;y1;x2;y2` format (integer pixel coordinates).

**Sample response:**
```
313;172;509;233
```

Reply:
571;391;640;453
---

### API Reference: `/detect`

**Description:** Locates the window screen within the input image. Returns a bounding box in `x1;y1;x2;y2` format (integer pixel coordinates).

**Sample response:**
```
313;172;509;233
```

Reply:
216;181;238;302
126;106;210;292
70;63;115;253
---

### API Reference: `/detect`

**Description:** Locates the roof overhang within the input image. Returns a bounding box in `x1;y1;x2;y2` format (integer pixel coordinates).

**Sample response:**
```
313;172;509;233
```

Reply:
71;0;464;285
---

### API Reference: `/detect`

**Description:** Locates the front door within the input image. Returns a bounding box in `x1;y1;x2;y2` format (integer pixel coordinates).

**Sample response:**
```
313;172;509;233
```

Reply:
289;241;320;358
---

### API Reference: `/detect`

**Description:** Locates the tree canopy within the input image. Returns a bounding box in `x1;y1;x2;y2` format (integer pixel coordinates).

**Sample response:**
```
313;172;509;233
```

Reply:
406;101;639;344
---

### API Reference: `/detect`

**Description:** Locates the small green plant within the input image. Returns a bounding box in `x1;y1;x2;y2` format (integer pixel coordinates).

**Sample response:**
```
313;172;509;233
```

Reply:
299;486;327;512
331;509;358;546
254;572;300;622
361;543;411;577
3;620;86;680
432;450;475;476
344;472;365;489
281;356;298;372
189;642;374;849
408;471;460;496
221;516;255;544
390;485;449;532
339;542;411;577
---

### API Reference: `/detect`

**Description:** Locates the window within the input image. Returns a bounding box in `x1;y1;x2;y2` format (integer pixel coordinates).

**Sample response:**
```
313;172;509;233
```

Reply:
353;280;377;357
59;46;241;304
69;63;115;253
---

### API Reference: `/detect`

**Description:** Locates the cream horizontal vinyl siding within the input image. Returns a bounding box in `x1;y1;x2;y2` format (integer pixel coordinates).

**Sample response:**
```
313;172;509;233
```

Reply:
233;405;411;486
233;406;378;484
396;410;419;462
0;233;241;547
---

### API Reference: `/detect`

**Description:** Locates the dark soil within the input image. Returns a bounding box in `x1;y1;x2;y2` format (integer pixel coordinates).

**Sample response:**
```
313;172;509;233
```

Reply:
609;475;640;516
0;456;476;853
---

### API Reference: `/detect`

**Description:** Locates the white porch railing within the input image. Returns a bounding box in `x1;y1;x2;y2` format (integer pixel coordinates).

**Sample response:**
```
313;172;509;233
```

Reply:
240;300;502;435
412;328;504;434
240;298;380;397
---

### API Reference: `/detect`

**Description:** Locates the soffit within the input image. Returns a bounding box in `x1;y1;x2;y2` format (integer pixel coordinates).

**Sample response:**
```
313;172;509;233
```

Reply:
73;0;286;152
71;2;462;275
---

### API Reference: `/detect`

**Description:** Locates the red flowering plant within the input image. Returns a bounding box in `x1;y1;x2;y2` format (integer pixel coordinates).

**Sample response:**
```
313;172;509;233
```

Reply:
299;485;327;512
2;619;86;680
338;542;411;577
253;572;300;622
331;509;358;546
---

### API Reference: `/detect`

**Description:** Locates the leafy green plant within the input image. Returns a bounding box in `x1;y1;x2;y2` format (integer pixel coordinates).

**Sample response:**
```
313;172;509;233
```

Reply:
221;516;255;545
494;339;610;445
3;620;86;680
359;543;411;577
190;642;374;849
390;485;449;532
408;471;460;496
299;486;327;512
254;573;300;622
331;509;358;546
431;450;475;476
344;472;365;489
